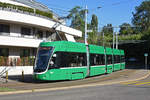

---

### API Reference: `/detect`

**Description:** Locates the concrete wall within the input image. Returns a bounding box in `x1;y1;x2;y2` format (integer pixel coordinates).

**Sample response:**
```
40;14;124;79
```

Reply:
0;66;33;76
0;0;30;7
0;35;42;48
0;10;82;37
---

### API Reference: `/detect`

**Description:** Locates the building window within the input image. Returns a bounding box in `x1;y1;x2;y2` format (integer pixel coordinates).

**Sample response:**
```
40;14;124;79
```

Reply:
0;48;9;57
0;24;10;35
21;27;31;35
20;49;30;57
36;30;43;39
46;31;52;38
20;49;35;66
31;48;37;56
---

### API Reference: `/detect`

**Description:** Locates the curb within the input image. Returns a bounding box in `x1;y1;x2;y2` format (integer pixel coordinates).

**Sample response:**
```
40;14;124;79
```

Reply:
0;70;150;95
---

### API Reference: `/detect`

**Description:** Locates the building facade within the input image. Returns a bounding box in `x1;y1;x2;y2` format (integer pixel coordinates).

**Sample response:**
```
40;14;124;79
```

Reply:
0;0;82;66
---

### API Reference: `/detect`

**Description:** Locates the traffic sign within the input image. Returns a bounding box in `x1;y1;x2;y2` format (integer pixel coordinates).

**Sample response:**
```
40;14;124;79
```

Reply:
144;53;148;57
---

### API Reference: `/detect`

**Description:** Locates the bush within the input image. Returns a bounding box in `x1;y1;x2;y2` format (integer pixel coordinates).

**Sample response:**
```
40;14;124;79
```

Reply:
0;56;9;66
16;58;21;66
0;2;53;19
36;9;53;19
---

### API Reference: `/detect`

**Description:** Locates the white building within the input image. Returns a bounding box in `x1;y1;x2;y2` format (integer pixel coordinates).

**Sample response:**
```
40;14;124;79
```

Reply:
0;0;82;67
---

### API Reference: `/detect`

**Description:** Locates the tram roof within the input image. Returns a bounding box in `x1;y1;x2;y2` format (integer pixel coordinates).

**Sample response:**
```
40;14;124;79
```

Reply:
105;47;113;55
113;48;121;55
40;41;105;54
120;50;125;55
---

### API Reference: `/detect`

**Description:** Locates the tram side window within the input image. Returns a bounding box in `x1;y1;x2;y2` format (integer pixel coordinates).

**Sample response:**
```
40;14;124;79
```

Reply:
90;54;105;66
52;52;87;68
114;55;117;63
121;56;125;62
107;55;112;64
114;55;120;63
118;55;121;63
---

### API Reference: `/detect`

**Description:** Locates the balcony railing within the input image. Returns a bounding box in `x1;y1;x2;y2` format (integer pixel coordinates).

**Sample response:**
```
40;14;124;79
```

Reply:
0;2;56;21
0;33;44;40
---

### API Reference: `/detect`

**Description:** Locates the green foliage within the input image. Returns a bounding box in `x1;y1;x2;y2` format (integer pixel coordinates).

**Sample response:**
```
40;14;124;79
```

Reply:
101;24;113;36
132;0;150;33
119;23;134;35
118;34;142;41
20;57;35;66
0;56;9;66
36;9;53;19
0;2;53;19
88;31;98;45
67;6;85;35
91;14;98;31
67;6;99;43
0;2;34;13
141;27;150;40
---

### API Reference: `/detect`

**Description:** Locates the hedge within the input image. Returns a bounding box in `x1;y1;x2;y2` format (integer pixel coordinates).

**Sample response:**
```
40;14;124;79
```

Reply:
0;2;53;19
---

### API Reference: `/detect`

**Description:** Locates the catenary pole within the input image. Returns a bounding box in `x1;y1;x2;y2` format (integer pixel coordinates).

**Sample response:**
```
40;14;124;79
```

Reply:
113;32;115;49
103;32;104;46
116;32;118;49
85;5;90;76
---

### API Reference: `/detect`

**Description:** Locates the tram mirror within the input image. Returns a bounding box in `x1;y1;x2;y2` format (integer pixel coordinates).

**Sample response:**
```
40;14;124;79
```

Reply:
50;61;54;65
49;60;54;68
53;54;56;57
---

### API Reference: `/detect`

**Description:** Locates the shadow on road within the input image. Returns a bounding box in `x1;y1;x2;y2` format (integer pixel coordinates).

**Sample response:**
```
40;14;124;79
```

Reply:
4;75;69;84
126;61;150;70
2;61;149;84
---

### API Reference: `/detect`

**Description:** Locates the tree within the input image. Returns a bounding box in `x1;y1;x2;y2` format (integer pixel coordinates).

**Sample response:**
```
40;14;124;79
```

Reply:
86;14;99;44
67;6;99;43
119;23;133;35
101;24;113;36
91;14;98;31
67;6;85;34
132;0;150;33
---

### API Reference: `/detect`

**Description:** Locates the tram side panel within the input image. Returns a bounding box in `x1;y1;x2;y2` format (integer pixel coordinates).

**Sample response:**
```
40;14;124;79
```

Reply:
113;49;121;71
89;54;106;76
49;51;87;80
88;45;106;76
120;50;125;70
105;47;113;74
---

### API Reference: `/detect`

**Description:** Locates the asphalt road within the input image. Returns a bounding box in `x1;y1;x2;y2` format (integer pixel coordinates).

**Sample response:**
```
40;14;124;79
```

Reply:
1;75;150;100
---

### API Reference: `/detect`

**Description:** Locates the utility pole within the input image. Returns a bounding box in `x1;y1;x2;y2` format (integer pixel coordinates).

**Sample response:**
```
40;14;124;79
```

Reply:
85;5;90;76
103;32;104;46
116;32;118;49
113;32;115;49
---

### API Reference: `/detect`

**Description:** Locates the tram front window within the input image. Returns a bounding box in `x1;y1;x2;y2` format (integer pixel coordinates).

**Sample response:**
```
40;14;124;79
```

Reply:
34;47;54;72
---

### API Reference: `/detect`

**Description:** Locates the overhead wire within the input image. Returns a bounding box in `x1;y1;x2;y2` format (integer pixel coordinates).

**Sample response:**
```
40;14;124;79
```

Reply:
37;0;139;26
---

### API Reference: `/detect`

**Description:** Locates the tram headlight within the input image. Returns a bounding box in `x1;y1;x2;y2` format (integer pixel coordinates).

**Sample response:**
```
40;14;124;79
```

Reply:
50;72;54;74
43;75;46;79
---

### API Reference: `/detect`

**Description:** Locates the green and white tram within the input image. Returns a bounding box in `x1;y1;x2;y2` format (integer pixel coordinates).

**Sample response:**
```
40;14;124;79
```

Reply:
33;41;125;81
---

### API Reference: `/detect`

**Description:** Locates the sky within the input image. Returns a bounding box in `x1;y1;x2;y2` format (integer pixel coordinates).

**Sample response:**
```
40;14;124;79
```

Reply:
36;0;144;29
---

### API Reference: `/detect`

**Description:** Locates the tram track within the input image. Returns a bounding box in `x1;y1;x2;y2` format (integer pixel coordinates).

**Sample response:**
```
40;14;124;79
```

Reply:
0;69;136;91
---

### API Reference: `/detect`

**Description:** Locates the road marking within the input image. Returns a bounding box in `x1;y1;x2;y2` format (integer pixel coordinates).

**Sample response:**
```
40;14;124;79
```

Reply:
120;81;139;85
0;70;150;95
134;82;150;86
